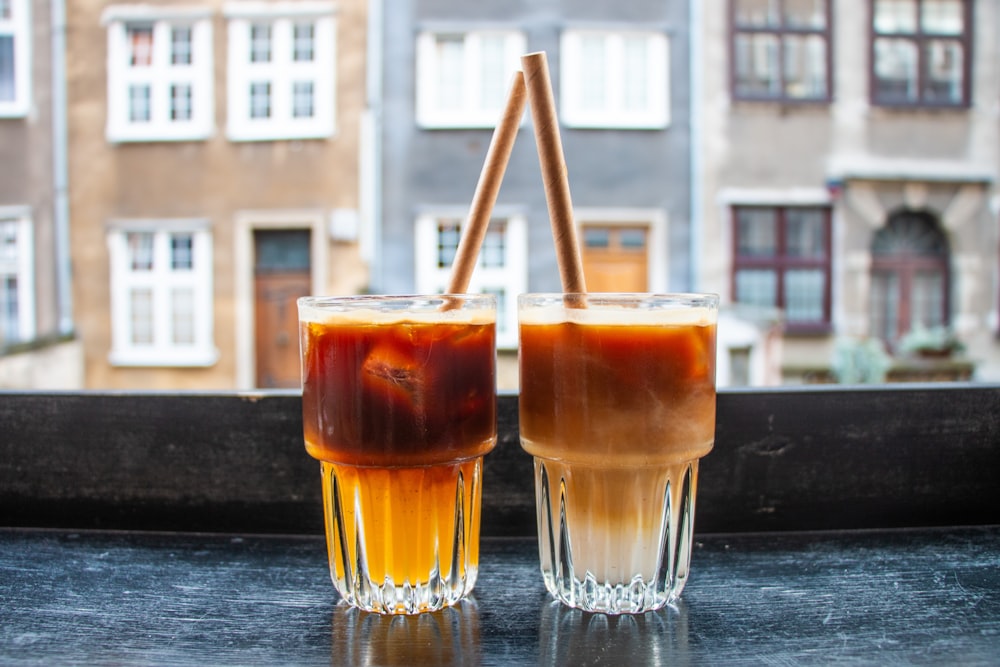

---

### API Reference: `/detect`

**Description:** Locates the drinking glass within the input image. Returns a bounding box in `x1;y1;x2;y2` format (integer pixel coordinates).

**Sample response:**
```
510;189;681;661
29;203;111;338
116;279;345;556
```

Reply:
299;295;497;614
518;293;718;614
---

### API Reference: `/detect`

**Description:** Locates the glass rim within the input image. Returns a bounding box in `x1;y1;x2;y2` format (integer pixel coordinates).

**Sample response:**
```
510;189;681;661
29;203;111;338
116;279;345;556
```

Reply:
518;292;719;306
298;293;497;307
297;294;497;322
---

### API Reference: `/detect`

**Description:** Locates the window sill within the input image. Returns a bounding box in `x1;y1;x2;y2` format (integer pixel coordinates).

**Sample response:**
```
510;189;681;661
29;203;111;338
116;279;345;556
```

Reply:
0;107;30;119
784;356;976;384
417;118;522;130
226;124;334;143
560;118;669;130
869;101;971;113
106;124;214;144
0;332;77;357
731;96;831;108
108;348;220;368
783;324;833;337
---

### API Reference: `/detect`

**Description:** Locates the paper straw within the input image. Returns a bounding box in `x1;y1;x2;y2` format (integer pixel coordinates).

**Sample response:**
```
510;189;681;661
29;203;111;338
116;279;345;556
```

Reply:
521;51;587;296
446;71;528;295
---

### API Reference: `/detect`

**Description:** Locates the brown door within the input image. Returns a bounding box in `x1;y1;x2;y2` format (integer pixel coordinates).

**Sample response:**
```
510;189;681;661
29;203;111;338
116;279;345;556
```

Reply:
254;229;312;388
580;225;649;292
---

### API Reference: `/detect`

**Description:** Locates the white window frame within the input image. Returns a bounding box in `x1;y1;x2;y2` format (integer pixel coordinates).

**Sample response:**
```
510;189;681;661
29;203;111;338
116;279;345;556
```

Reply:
102;5;214;142
560;29;670;129
415;29;527;129
0;208;35;344
414;212;527;349
0;0;31;117
107;220;217;367
224;2;336;141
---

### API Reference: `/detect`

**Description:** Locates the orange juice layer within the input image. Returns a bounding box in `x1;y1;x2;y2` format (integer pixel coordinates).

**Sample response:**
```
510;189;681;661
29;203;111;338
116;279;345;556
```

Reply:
321;459;482;587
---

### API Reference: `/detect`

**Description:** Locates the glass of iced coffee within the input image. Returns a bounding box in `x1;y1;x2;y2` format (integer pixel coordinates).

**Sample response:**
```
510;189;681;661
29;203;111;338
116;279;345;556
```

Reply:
518;293;718;614
298;295;497;615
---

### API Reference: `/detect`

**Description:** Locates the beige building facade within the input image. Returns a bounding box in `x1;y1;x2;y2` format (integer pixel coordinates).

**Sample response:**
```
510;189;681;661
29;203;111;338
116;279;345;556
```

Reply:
696;0;1000;382
0;0;82;388
67;0;369;389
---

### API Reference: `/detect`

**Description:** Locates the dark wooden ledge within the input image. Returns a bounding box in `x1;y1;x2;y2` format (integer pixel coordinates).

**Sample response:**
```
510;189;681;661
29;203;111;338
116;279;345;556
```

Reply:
2;384;998;535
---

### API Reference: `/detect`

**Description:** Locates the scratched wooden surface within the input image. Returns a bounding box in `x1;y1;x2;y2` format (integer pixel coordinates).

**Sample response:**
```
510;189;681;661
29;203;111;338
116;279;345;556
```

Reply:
1;526;998;666
1;385;998;535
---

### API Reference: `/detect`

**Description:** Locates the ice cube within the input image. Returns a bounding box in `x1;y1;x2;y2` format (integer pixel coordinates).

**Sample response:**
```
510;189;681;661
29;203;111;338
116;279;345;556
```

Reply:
362;344;425;409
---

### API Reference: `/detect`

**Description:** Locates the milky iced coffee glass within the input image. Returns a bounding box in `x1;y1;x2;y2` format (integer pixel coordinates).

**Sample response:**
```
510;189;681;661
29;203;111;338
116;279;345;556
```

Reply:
298;295;496;615
518;293;718;614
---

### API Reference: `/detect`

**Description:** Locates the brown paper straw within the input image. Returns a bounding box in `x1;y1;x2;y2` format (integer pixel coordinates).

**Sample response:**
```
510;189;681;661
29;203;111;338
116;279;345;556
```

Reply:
446;71;528;295
521;51;587;296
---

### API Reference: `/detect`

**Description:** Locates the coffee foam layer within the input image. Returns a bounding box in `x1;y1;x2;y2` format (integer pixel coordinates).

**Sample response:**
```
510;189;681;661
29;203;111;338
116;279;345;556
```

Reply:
519;304;716;327
299;305;495;326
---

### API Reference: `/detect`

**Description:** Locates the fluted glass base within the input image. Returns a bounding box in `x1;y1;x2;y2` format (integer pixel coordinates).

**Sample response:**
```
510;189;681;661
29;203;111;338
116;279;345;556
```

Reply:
534;457;699;614
320;458;483;614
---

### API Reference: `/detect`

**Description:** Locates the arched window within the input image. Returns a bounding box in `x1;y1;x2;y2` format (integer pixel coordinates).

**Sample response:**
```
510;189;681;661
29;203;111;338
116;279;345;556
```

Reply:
869;209;950;347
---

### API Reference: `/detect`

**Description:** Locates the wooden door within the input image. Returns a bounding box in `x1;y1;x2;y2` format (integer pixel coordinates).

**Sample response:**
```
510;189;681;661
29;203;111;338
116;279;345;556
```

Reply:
580;225;649;292
869;211;950;348
254;230;312;388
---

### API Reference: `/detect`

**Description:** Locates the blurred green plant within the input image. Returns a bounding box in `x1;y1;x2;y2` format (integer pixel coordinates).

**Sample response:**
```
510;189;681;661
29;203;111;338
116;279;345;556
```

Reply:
898;326;965;357
831;337;891;384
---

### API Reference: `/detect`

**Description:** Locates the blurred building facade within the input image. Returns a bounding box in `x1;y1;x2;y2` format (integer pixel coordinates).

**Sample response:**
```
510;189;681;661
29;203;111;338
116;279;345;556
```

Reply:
6;0;999;389
695;0;1000;382
65;0;369;389
0;0;81;388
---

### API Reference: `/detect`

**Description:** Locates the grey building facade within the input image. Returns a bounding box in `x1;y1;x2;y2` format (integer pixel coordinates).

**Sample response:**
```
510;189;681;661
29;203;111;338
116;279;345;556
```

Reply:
372;0;694;364
696;0;1000;383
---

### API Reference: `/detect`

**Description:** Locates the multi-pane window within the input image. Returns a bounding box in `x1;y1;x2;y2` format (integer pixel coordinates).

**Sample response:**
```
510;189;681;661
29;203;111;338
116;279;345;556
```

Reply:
225;7;335;141
560;30;670;128
250;82;271;119
415;214;527;348
0;0;29;117
415;30;527;128
170;234;193;270
170;84;192;121
293;23;314;61
480;221;507;268
292;81;314;118
1;220;19;342
108;224;215;366
129;25;153;66
435;221;462;268
731;0;831;102
1;275;19;343
434;219;509;270
171;26;192;65
129;84;151;122
0;214;34;345
870;0;972;107
250;24;272;62
732;206;832;332
102;8;213;141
